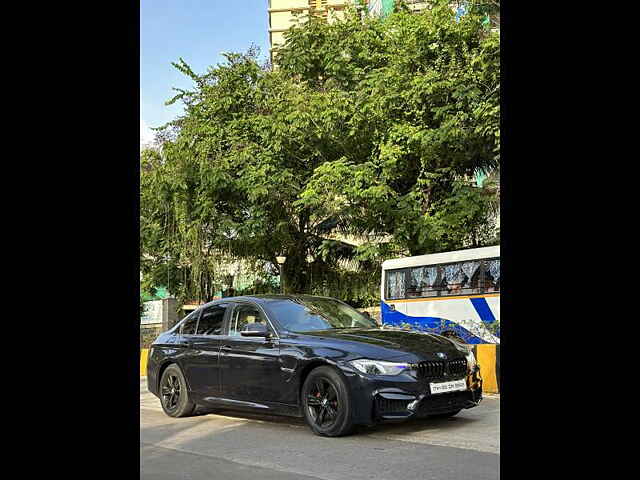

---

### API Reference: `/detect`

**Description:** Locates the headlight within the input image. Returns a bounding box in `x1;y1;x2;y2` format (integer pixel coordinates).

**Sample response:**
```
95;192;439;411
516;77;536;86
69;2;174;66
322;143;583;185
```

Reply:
465;349;477;372
350;359;410;376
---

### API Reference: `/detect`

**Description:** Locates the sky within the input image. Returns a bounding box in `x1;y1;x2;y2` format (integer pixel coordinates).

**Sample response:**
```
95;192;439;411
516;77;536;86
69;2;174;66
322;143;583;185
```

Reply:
140;0;270;146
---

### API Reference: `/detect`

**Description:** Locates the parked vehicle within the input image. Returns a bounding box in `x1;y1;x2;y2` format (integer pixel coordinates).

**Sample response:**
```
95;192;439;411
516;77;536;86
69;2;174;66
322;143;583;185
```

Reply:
382;246;500;343
147;294;483;437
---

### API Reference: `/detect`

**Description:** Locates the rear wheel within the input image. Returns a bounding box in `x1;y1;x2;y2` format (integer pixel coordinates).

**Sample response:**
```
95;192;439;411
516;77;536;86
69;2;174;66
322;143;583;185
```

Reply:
159;364;196;418
301;366;354;437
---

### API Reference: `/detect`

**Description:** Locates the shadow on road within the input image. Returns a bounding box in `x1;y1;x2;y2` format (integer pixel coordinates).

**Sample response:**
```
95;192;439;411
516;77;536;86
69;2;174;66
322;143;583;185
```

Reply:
360;412;479;436
155;404;484;438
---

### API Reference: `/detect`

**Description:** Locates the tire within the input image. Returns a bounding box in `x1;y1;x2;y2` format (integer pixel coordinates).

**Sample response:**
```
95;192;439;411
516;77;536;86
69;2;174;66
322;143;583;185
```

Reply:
430;409;461;419
159;364;196;418
301;366;354;437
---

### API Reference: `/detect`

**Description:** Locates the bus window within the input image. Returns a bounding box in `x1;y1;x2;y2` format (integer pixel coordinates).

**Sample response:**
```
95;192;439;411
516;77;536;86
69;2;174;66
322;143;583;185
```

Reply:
441;263;465;295
408;266;439;297
386;270;406;300
484;259;500;292
460;260;482;295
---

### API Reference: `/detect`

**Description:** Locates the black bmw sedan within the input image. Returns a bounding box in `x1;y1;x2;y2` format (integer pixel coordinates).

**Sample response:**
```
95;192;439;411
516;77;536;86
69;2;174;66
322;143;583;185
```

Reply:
147;295;483;437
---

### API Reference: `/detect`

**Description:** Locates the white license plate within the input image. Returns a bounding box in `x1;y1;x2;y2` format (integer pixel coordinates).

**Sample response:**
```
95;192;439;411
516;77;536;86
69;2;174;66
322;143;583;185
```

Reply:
429;378;467;395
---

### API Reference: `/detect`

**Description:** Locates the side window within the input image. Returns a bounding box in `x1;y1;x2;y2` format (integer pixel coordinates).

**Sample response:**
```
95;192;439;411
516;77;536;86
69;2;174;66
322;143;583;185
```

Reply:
441;263;465;295
181;311;200;335
484;258;500;292
459;260;482;295
228;304;269;337
439;261;482;296
408;266;439;297
386;270;406;300
197;304;227;335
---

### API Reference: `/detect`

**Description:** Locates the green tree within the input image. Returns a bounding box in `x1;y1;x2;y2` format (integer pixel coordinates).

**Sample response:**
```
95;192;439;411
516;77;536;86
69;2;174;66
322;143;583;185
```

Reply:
280;0;500;255
140;2;499;304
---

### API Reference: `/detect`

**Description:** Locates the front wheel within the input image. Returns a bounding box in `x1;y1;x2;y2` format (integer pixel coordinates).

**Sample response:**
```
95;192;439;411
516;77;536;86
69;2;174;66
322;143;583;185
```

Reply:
301;366;354;437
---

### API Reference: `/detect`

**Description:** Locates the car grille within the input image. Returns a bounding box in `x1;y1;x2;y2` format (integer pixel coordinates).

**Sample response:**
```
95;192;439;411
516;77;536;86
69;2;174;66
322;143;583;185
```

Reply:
417;360;445;378
416;358;467;379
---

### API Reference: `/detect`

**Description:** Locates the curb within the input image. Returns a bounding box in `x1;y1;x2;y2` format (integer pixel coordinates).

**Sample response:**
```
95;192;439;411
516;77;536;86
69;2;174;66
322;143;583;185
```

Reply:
140;345;500;393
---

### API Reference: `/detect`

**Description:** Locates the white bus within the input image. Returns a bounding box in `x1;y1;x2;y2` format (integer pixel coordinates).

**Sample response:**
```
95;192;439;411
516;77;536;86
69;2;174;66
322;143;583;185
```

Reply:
381;246;500;344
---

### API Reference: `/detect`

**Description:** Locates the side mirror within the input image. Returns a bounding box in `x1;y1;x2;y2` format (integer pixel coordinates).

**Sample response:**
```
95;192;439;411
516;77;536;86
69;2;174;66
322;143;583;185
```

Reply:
240;324;271;338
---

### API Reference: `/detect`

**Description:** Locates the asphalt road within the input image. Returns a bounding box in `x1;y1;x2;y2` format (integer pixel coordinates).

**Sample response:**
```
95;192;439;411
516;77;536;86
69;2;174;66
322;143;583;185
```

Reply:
140;377;500;480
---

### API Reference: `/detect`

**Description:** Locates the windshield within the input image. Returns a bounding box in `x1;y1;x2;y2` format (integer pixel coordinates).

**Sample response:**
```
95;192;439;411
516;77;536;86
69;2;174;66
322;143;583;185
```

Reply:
267;297;378;333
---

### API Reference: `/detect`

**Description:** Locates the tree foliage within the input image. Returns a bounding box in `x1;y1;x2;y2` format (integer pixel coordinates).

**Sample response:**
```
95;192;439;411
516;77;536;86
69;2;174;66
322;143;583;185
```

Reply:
140;1;499;306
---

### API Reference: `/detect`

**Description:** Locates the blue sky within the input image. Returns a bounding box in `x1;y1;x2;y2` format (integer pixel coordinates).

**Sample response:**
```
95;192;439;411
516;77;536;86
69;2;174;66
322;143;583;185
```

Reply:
140;0;270;144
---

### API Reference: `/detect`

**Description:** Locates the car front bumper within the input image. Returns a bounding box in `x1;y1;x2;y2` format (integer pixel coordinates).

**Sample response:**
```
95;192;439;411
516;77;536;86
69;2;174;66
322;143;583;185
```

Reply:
343;366;483;425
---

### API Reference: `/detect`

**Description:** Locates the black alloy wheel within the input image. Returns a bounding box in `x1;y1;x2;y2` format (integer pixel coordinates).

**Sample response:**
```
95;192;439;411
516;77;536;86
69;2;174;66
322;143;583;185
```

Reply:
159;364;196;418
307;378;339;428
302;366;354;437
162;374;181;411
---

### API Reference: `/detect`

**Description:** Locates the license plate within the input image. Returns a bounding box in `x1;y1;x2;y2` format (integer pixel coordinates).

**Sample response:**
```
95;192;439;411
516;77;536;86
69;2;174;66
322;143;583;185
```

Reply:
429;378;467;395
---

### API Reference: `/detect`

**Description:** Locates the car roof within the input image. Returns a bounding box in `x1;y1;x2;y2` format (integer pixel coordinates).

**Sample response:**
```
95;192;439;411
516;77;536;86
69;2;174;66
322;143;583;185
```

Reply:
199;294;338;309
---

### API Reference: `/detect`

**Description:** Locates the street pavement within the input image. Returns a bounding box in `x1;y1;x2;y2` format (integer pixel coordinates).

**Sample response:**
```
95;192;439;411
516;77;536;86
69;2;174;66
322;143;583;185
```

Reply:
141;377;499;479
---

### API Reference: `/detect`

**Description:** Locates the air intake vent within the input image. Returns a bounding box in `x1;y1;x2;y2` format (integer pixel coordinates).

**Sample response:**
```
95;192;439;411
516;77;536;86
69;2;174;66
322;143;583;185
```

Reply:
375;397;411;415
447;358;467;376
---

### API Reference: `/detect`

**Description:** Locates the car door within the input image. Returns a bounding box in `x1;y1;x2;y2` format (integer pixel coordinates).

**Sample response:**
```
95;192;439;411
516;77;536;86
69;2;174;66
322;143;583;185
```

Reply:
180;303;229;398
219;301;284;403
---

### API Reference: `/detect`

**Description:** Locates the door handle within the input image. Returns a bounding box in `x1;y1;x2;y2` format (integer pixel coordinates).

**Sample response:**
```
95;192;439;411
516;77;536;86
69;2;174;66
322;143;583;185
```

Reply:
221;345;232;351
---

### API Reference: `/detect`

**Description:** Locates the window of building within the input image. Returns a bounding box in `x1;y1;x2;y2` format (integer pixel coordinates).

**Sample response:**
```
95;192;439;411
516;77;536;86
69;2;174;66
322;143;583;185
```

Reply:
196;304;227;335
309;0;329;18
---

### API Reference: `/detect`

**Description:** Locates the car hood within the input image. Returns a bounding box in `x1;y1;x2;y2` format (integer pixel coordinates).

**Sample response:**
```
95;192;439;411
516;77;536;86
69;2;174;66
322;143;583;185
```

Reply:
291;328;467;362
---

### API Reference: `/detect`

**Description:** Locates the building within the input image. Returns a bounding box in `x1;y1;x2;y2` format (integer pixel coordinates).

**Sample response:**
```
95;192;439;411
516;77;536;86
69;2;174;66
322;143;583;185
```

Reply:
268;0;429;64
